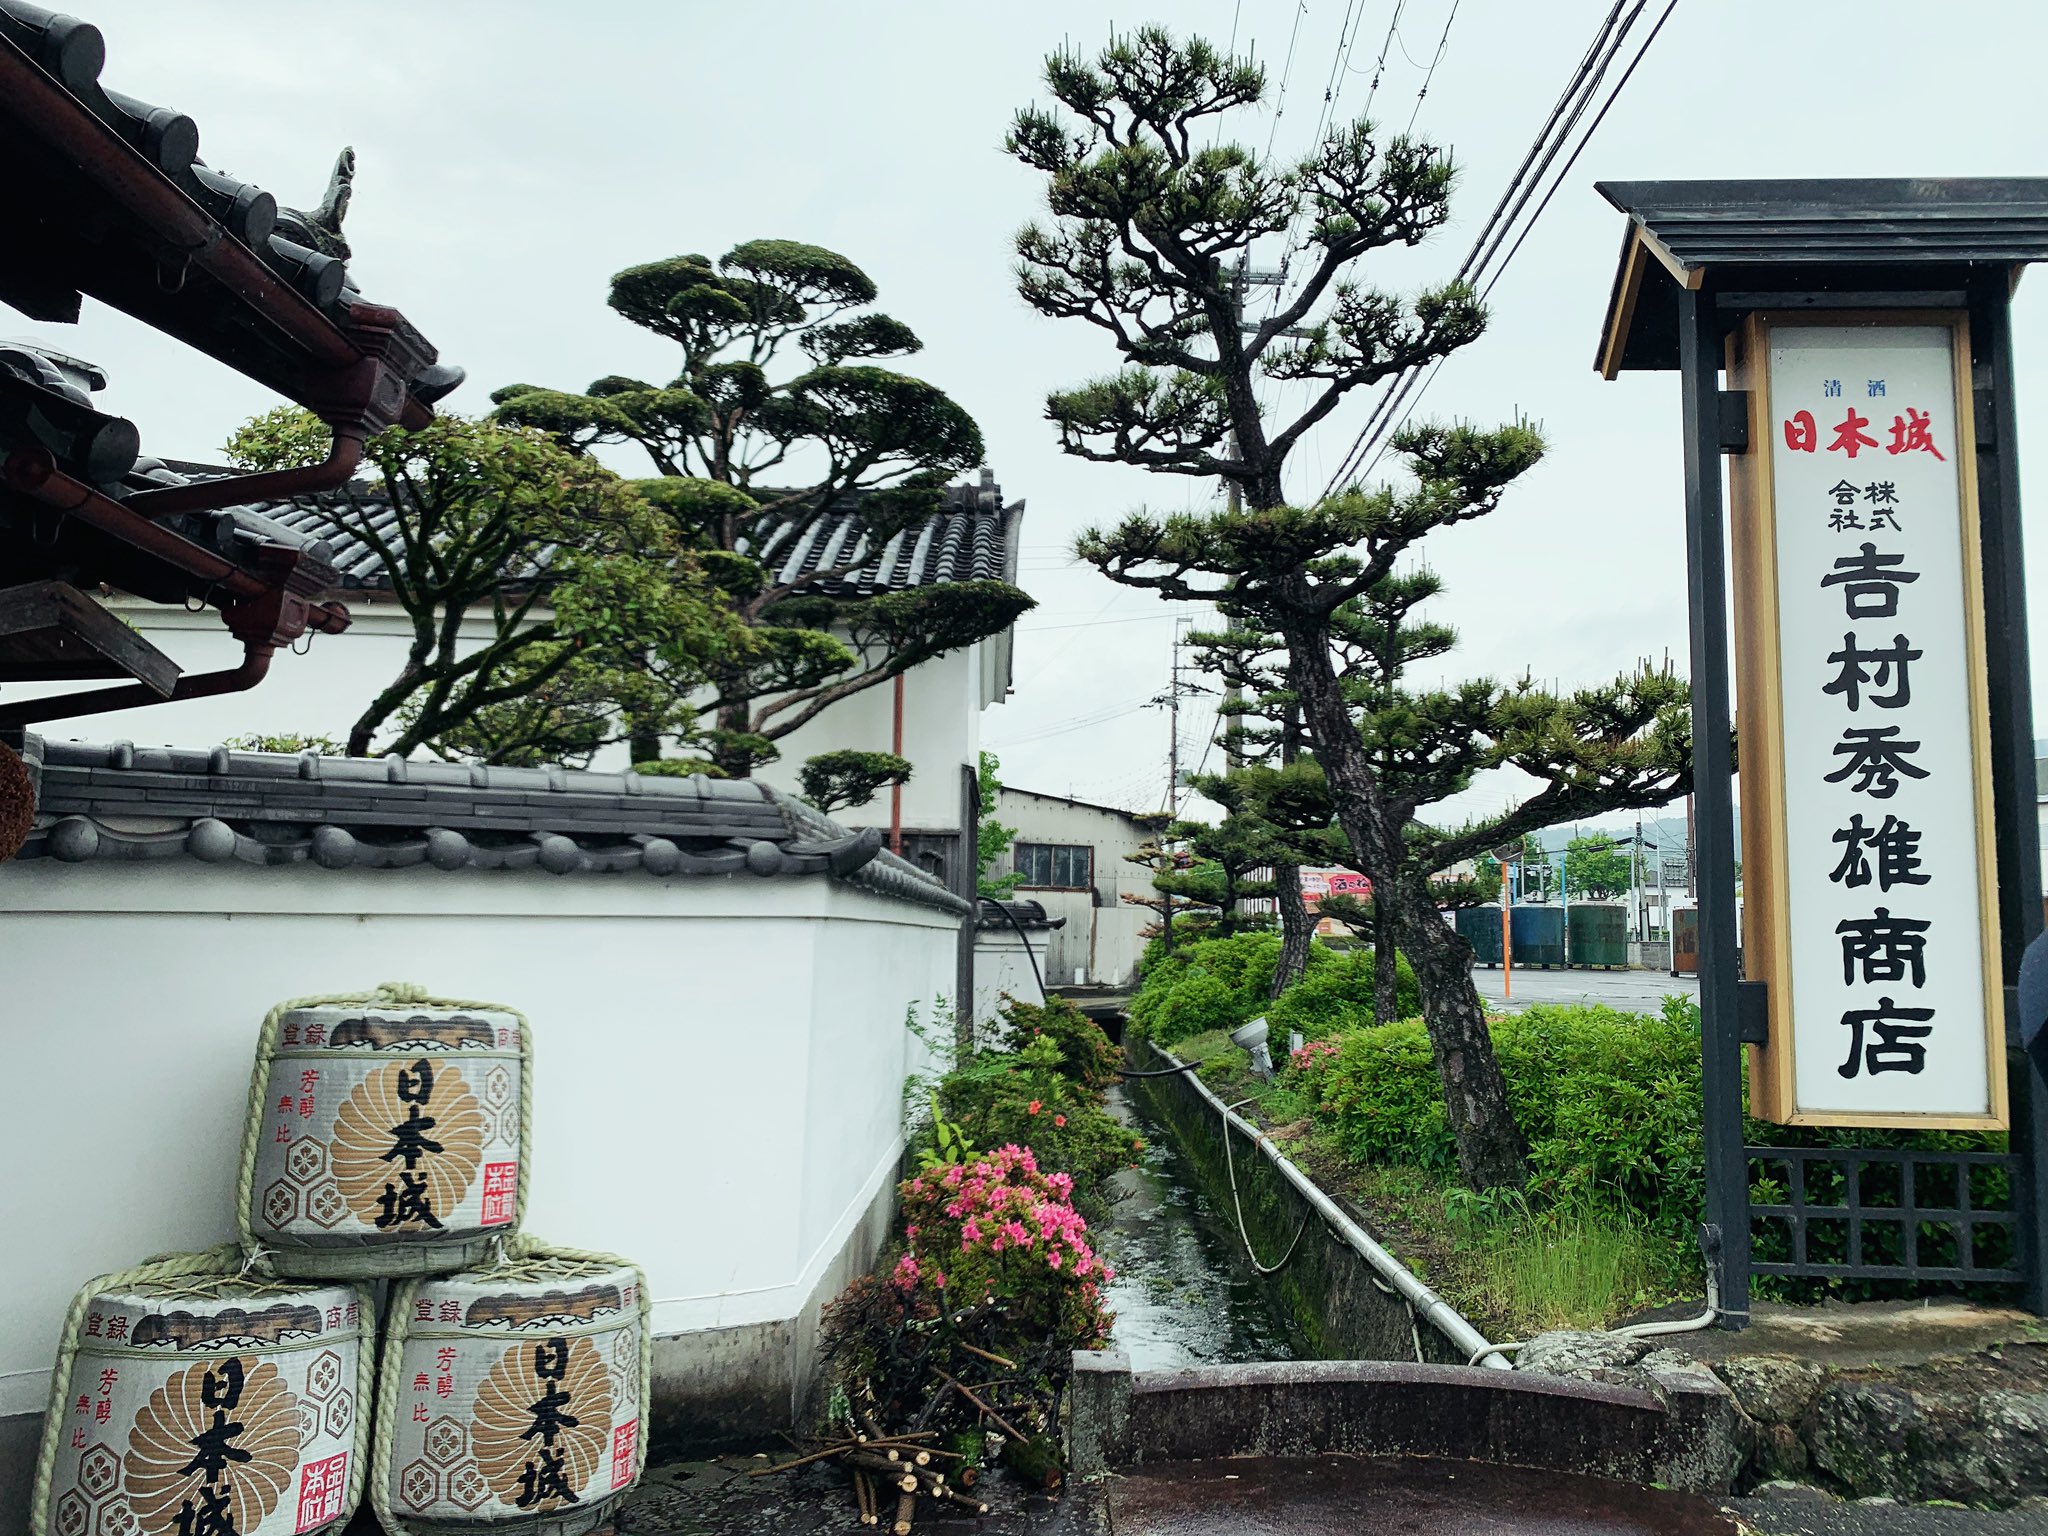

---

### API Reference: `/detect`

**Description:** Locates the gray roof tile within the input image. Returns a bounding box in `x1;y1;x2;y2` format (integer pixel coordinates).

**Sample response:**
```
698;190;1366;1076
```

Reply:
12;735;968;914
159;468;1025;600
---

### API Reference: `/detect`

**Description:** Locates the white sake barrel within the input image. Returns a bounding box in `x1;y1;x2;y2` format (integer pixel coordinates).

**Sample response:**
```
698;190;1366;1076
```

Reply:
374;1249;649;1536
240;988;530;1278
33;1254;374;1536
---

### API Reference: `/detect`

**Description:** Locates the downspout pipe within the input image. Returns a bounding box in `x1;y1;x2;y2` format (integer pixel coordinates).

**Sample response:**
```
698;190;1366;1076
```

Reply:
2;447;350;630
125;430;364;517
889;672;905;856
0;644;272;727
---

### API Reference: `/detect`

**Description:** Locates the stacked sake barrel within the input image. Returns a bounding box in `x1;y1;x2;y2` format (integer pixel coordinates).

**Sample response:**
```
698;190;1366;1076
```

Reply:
240;996;532;1278
33;986;650;1536
34;1253;373;1536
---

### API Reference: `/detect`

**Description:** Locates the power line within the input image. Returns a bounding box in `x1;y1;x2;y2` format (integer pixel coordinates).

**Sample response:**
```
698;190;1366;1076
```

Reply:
1403;0;1460;134
1261;2;1313;163
1344;0;1675;487
1478;0;1677;299
1318;0;1637;494
986;698;1156;749
1318;0;1673;495
1356;0;1410;124
1025;611;1196;632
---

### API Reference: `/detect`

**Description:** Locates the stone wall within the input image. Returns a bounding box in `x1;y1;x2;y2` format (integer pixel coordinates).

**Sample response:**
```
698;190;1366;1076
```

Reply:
1518;1329;2048;1509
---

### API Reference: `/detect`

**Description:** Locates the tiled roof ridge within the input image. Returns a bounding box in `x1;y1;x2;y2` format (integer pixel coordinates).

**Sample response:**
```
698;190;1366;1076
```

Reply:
9;735;969;915
160;469;1024;599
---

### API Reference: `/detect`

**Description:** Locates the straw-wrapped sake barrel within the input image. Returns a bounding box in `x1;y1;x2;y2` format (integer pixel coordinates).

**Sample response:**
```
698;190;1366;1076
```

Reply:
374;1248;649;1536
240;988;530;1278
33;1253;374;1536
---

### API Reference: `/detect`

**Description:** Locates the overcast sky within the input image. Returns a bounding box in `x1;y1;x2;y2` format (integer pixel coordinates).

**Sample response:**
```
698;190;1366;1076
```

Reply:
25;1;2048;826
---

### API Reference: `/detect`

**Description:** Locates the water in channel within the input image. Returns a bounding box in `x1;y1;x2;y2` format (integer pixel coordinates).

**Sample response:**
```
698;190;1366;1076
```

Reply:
1095;1086;1296;1369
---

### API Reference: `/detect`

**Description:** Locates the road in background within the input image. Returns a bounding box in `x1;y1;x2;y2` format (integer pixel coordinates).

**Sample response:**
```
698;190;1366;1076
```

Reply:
1471;965;1700;1015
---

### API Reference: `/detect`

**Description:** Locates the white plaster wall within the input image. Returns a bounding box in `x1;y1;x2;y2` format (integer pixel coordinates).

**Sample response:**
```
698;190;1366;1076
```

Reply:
14;603;993;835
0;857;957;1420
13;605;444;754
971;928;1049;1030
754;644;983;836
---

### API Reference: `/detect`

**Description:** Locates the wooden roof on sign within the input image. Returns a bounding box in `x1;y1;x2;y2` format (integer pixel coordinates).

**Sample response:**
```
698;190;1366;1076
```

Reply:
1593;178;2048;377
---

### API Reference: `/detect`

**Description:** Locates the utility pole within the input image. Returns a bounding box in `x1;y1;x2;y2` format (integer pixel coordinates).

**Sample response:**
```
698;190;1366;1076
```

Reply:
1686;790;1698;900
1633;811;1644;941
1167;619;1183;817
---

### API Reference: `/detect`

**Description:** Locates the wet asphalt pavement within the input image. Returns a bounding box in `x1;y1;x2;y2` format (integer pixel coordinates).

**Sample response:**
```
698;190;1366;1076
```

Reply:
1103;1458;1733;1534
1470;964;1699;1015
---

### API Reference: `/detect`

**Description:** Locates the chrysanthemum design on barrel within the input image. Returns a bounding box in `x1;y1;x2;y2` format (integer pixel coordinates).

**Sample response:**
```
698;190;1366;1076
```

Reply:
374;1252;647;1536
242;998;528;1278
37;1267;372;1536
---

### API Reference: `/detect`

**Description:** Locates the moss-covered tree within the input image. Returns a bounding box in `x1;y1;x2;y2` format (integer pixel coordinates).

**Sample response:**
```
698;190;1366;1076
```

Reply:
1009;28;1691;1190
493;241;1033;779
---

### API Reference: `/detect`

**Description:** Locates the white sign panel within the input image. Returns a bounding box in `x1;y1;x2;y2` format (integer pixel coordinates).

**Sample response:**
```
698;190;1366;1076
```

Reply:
1764;322;2000;1122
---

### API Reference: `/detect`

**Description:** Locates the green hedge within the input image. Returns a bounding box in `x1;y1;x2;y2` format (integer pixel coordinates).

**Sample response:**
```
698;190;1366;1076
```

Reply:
1294;995;2006;1247
1128;930;1419;1049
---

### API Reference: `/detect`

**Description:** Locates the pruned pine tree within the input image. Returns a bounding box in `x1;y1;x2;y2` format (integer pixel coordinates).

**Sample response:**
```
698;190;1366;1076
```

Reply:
494;241;1033;778
1123;816;1215;949
1009;29;1692;1190
1184;617;1315;997
798;749;914;815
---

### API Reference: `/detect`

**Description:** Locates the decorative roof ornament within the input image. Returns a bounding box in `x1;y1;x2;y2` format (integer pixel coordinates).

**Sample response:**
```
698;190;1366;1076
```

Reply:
275;146;355;263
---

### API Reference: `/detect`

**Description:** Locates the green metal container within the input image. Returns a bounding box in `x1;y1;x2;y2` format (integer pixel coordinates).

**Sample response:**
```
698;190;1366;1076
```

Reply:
1510;904;1566;968
1567;902;1629;968
1454;905;1503;966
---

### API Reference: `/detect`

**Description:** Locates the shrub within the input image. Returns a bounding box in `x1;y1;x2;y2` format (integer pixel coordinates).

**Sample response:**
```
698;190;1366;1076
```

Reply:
1266;948;1419;1039
1306;1003;1704;1232
936;1036;1136;1222
822;1147;1110;1455
1128;930;1418;1049
1147;967;1241;1048
893;1144;1113;1349
1307;994;2005;1245
997;995;1121;1089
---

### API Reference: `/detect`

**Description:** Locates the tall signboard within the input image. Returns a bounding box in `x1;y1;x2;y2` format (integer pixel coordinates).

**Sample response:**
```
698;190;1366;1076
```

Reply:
1594;177;2048;1323
1730;316;2007;1128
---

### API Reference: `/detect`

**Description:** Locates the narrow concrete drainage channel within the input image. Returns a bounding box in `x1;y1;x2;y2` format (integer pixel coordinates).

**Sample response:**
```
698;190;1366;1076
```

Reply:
1093;1083;1298;1371
1110;1038;1512;1371
618;1042;2008;1535
1071;1040;1757;1534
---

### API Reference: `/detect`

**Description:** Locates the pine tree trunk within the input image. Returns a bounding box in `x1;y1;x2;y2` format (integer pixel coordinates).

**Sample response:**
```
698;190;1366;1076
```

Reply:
1269;861;1312;1000
1373;901;1399;1022
1388;872;1530;1187
1280;616;1530;1190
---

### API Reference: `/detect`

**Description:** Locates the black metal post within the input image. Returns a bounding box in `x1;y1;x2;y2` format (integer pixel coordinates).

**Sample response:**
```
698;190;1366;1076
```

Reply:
1678;287;1752;1325
1968;273;2048;1312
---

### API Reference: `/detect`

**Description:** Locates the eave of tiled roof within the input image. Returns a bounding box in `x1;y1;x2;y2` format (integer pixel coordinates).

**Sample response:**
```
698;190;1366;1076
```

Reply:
9;735;970;915
168;470;1026;601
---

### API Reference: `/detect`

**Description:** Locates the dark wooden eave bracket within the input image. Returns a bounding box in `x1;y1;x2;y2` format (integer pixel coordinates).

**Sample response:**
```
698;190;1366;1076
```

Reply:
0;31;436;520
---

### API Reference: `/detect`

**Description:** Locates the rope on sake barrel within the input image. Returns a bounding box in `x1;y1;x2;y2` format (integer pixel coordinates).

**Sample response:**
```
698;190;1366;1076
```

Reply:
371;1240;653;1536
31;1247;243;1535
235;983;535;1266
